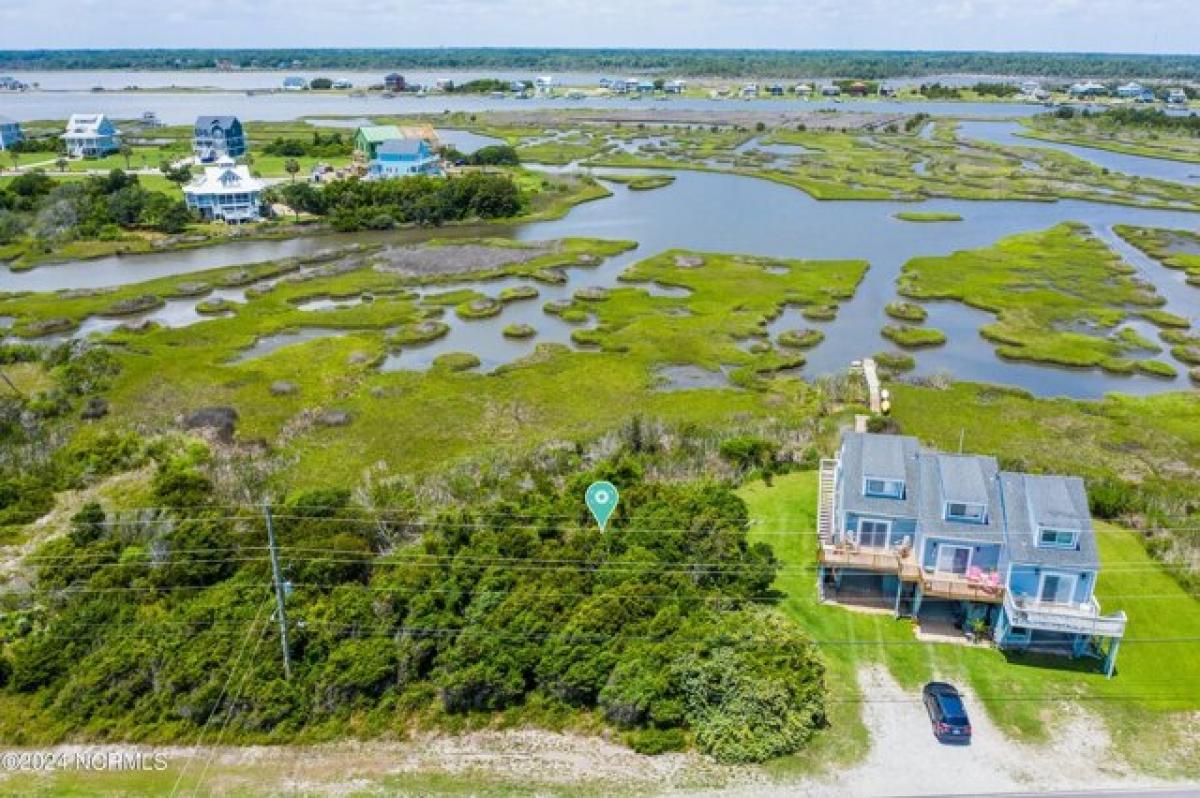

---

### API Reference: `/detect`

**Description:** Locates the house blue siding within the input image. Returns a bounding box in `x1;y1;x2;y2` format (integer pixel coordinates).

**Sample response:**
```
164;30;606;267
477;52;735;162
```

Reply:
842;512;916;547
920;537;1001;573
1007;564;1095;605
0;122;22;150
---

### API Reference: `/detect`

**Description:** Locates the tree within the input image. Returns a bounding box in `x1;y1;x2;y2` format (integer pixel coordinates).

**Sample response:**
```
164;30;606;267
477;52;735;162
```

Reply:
6;151;16;171
160;161;191;188
54;157;67;173
284;158;301;182
119;144;133;170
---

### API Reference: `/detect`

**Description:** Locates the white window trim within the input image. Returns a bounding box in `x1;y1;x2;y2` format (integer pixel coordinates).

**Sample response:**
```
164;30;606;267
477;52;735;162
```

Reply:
934;543;973;575
1038;527;1079;549
944;501;986;523
854;518;892;548
1037;572;1079;606
863;476;904;499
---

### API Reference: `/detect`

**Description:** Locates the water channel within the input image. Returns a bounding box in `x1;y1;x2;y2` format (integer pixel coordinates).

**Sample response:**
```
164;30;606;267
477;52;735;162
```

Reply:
5;161;1199;398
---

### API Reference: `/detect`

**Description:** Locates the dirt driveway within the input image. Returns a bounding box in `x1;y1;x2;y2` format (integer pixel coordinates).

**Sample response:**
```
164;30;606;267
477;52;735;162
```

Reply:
738;666;1178;797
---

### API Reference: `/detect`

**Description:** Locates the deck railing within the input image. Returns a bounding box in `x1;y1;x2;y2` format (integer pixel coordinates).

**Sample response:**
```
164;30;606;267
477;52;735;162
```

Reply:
1004;592;1126;638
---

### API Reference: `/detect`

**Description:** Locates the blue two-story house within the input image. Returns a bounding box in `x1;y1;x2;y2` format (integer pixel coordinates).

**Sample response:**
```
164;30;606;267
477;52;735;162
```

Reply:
819;432;1126;676
193;116;246;162
367;138;441;179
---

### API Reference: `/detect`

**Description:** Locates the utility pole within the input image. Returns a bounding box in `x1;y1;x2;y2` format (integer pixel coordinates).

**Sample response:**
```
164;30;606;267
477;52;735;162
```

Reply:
958;427;965;454
263;501;292;680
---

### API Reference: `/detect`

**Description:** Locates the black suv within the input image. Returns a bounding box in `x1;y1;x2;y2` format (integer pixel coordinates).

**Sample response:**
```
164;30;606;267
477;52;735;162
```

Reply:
922;682;972;743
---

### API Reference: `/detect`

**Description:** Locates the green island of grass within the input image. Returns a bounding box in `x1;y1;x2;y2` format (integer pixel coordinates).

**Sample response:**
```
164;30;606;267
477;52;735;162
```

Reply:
431;351;482;371
502;323;537;339
899;222;1173;372
777;328;825;348
884;300;928;322
1114;226;1200;287
873;350;916;373
882;324;947;348
603;173;677;191
893;211;963;222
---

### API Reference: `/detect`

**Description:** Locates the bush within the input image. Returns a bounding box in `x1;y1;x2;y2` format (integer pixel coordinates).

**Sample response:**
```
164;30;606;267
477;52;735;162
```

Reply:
624;727;688;755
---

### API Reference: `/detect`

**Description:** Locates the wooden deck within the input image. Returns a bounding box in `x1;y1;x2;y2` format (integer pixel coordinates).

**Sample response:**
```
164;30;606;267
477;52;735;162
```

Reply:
819;544;1004;604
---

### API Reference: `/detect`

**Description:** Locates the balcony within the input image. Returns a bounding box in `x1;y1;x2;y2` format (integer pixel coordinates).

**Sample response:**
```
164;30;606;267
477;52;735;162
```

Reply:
921;571;1004;604
1004;592;1126;638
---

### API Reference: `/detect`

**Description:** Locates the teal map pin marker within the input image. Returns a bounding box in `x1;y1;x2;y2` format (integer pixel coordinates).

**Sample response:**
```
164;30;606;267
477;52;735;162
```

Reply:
586;481;620;532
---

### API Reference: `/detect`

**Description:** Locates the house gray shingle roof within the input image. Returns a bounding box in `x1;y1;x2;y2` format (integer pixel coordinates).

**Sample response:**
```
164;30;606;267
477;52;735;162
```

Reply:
935;453;990;506
1000;472;1099;569
838;432;920;519
377;138;425;156
916;451;1004;546
861;435;906;481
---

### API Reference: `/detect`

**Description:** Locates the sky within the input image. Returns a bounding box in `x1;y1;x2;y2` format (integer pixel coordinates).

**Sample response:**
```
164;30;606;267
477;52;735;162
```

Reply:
0;0;1197;53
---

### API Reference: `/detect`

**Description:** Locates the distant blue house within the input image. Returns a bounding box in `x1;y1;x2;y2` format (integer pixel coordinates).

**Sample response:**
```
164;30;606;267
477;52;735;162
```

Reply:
819;432;1126;676
192;116;246;162
0;116;23;150
367;138;441;179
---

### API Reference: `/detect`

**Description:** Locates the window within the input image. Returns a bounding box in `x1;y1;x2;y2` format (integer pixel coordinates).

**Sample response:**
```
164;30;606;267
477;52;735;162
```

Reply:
856;519;890;548
935;544;972;575
864;478;904;499
1039;528;1077;548
945;502;985;523
1038;572;1078;605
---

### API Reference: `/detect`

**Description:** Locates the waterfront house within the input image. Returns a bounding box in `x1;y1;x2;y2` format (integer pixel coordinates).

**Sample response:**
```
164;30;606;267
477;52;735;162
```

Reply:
821;85;841;97
740;83;759;98
367;138;441;179
0;116;23;150
534;76;555;94
1167;88;1188;104
192;116;246;162
332;79;353;90
767;84;785;97
1116;81;1144;98
847;81;869;96
637;80;656;94
63;114;120;157
354;125;407;161
879;85;896;97
384;73;406;92
1020;80;1041;96
1068;81;1108;98
794;83;814;97
282;76;308;91
183;157;265;223
818;432;1126;676
664;80;686;94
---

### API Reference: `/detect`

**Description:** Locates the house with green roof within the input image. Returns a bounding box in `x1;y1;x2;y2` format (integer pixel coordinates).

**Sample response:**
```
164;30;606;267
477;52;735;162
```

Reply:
354;125;406;161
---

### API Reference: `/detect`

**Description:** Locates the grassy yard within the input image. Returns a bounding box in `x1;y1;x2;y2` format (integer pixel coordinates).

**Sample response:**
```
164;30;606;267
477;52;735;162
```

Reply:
741;470;1200;778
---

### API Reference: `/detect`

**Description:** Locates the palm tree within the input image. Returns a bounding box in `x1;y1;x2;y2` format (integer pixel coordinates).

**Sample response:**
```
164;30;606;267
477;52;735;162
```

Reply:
55;157;68;173
7;151;17;172
119;144;133;170
284;158;300;182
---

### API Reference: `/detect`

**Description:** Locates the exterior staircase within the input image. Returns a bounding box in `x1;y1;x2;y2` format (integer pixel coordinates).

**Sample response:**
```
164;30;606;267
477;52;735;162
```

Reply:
817;458;838;546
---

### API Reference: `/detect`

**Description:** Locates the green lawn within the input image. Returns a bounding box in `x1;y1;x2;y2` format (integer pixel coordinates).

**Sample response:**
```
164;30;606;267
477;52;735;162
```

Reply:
741;471;1200;777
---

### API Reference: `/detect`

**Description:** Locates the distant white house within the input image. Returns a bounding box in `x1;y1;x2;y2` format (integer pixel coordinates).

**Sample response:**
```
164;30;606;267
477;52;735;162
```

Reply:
282;76;308;91
1167;88;1188;105
664;80;686;94
794;83;813;97
533;76;555;94
740;83;759;98
1068;81;1108;98
0;116;23;150
183;157;266;223
63;114;120;157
